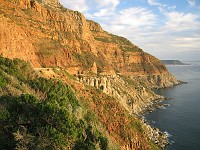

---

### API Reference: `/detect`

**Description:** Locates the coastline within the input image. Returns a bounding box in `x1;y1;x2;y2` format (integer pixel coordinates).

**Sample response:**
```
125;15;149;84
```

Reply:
139;80;185;149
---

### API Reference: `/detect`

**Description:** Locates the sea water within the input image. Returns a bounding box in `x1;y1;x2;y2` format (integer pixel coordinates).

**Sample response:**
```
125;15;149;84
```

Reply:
145;61;200;150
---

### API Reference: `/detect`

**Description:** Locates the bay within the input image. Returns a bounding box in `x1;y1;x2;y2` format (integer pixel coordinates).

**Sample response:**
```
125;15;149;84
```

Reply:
145;61;200;150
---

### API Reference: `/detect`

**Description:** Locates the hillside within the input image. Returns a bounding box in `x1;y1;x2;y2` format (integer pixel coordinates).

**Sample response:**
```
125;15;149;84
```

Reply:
0;0;179;149
0;56;167;150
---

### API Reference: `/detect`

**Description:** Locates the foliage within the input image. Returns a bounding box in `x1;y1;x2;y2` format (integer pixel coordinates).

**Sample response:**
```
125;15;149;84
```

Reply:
0;56;108;149
121;46;141;52
94;37;112;43
132;121;143;133
109;34;132;45
0;94;76;149
28;77;79;109
0;57;107;149
0;56;35;82
0;91;108;149
0;74;6;88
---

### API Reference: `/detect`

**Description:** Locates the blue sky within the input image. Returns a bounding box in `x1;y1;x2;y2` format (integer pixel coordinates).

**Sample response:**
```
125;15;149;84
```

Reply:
60;0;200;61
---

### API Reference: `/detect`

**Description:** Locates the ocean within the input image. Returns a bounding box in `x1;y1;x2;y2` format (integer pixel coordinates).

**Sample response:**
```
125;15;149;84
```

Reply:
145;61;200;150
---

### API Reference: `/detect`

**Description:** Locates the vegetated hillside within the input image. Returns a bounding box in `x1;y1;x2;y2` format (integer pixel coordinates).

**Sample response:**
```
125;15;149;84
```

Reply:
0;56;160;150
1;0;167;75
0;0;179;149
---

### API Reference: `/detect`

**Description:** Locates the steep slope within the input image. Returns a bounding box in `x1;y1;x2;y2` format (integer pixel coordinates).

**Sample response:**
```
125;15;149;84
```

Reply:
0;0;179;149
1;0;172;76
0;56;166;150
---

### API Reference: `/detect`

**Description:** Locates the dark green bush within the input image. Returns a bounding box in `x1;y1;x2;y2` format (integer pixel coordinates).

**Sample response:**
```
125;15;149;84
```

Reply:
0;56;35;82
0;75;6;88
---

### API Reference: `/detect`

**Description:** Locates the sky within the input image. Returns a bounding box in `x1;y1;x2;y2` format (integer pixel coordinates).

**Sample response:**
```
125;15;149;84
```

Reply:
60;0;200;61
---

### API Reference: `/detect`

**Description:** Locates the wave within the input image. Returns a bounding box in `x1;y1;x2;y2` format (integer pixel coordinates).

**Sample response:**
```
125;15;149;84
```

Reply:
164;131;172;138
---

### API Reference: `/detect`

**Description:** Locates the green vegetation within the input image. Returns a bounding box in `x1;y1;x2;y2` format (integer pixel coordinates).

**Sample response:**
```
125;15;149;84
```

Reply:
109;34;132;45
0;56;108;150
0;56;159;149
0;93;107;149
0;74;6;88
94;33;142;53
121;46;141;52
132;121;143;133
0;56;36;82
91;30;99;33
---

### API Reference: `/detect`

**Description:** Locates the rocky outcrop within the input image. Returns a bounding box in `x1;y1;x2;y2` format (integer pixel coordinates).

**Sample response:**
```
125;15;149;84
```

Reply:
78;74;167;115
143;123;168;149
42;0;60;7
91;62;97;74
129;73;180;89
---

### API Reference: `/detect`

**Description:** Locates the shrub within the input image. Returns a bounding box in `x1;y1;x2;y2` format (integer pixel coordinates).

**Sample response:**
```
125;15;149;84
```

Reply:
0;75;6;88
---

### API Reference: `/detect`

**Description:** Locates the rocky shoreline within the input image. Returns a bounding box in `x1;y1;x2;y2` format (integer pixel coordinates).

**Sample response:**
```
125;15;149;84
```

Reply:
141;80;186;149
139;98;170;149
143;122;169;149
135;97;170;149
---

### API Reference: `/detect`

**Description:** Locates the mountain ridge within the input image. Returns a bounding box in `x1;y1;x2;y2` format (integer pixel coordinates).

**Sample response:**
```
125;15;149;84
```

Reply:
1;0;169;76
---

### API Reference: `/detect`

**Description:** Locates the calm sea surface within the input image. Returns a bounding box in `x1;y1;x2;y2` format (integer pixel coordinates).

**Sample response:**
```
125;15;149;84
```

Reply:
145;61;200;150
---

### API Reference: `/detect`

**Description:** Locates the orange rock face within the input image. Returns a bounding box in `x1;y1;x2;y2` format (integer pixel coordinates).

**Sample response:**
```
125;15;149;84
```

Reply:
0;0;168;76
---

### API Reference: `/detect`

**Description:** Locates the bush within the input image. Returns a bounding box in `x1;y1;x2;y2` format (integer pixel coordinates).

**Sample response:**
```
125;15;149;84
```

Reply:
0;56;35;82
0;75;6;88
0;78;109;149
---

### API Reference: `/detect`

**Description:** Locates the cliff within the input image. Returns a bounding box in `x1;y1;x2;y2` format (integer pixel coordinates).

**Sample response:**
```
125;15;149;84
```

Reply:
0;0;180;149
1;0;169;75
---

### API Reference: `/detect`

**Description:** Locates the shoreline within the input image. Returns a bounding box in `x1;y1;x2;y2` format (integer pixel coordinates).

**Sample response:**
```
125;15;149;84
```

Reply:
139;81;185;149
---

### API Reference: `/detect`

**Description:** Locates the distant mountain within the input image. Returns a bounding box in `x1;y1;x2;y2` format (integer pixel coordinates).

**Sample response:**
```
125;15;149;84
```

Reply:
161;60;189;65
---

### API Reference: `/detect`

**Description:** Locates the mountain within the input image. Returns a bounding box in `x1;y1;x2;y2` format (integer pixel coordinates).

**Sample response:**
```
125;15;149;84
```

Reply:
161;60;189;65
0;0;179;149
1;0;169;75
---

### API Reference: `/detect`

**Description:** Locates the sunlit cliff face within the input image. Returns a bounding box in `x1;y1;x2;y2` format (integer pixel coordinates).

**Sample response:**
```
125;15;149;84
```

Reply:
1;0;168;76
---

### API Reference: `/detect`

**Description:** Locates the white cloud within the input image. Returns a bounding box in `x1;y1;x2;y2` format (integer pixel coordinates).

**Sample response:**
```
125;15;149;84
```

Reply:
93;8;115;17
187;0;196;7
90;0;120;17
59;0;88;12
147;0;166;7
147;0;176;12
167;5;176;10
109;7;157;27
163;12;200;31
96;0;120;8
